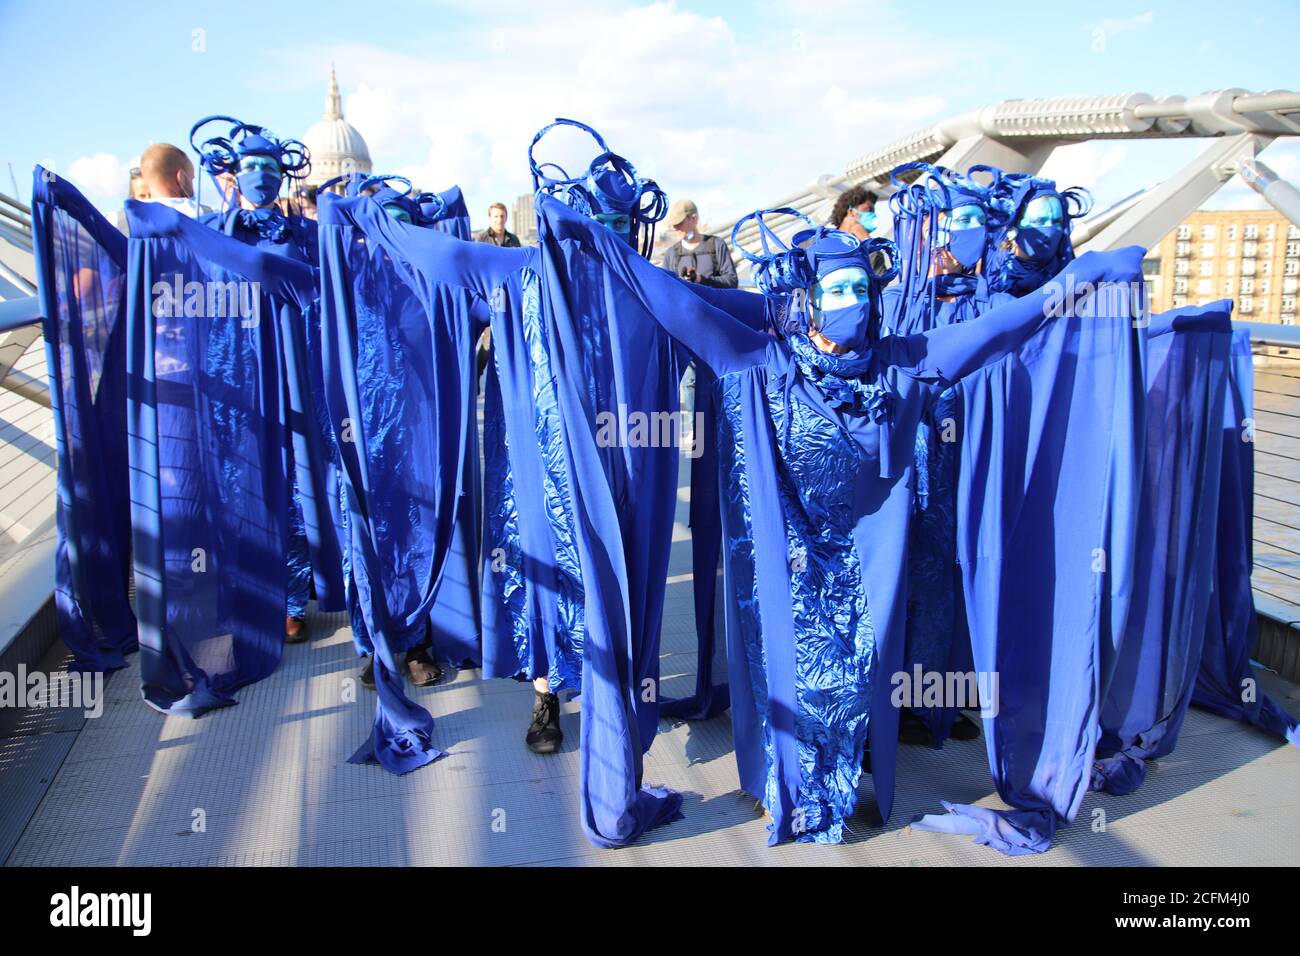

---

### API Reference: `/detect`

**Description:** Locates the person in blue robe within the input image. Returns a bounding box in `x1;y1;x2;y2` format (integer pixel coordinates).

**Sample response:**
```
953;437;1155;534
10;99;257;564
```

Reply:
881;163;1011;747
188;116;344;642
984;171;1092;297
314;172;481;690
30;168;138;672
317;161;688;846
570;197;1147;844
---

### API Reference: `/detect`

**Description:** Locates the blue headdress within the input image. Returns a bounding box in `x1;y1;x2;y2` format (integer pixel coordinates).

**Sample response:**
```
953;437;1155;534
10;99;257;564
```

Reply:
189;115;312;213
529;118;668;259
316;172;449;228
983;171;1093;296
730;206;898;346
889;162;1007;316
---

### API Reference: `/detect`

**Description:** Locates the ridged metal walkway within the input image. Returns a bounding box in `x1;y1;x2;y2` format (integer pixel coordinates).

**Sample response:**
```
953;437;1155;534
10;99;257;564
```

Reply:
2;455;1297;867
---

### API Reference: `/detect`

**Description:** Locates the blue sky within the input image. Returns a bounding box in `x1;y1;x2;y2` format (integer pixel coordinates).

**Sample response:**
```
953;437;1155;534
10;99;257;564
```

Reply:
2;0;1298;228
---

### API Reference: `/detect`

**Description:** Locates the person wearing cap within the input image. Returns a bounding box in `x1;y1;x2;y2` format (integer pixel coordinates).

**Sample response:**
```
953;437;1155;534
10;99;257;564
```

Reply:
661;199;738;289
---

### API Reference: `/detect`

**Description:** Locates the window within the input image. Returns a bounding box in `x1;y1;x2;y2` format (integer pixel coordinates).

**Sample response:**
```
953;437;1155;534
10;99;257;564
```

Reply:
1176;241;1191;257
1173;295;1188;308
1260;278;1272;294
1175;260;1190;275
1201;243;1216;258
1242;259;1257;276
1141;257;1161;276
1287;242;1300;257
1283;296;1297;314
1225;260;1236;276
1284;315;1297;327
1241;297;1254;314
1241;278;1255;295
1224;278;1235;295
1263;243;1275;258
1287;260;1300;277
1200;261;1214;276
1263;261;1274;276
1243;241;1258;258
1266;223;1276;240
1174;278;1189;294
1228;224;1239;240
1245;223;1259;240
1201;224;1217;240
1284;277;1299;295
1197;279;1213;294
1225;243;1237;258
1289;225;1300;240
1177;225;1192;240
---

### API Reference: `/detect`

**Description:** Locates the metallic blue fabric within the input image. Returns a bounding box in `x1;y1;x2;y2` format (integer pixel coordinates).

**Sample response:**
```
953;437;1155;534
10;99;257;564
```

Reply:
1192;328;1300;746
31;169;137;672
1093;301;1234;794
480;267;585;688
914;254;1147;853
125;199;315;716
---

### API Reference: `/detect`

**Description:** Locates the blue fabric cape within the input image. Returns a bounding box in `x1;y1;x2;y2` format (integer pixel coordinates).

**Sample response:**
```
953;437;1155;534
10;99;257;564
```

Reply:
913;264;1146;854
125;199;317;715
1192;326;1300;746
1092;301;1234;794
30;169;137;672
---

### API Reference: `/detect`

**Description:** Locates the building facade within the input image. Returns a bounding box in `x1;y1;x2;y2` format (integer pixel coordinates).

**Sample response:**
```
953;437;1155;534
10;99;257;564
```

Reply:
1145;209;1300;324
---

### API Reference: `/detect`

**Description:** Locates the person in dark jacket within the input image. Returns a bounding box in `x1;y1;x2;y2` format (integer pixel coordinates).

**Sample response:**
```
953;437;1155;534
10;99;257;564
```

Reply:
475;201;521;247
661;199;738;288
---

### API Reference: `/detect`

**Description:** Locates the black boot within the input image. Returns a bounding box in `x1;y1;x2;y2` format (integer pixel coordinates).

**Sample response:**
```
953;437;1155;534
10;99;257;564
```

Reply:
526;690;563;754
949;712;981;741
359;654;375;689
406;645;443;687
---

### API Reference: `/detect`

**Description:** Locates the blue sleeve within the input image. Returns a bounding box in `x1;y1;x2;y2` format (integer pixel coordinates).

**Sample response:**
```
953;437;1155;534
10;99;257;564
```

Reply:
880;247;1146;387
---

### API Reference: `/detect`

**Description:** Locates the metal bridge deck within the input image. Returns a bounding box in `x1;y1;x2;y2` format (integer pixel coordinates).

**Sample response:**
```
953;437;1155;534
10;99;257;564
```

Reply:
1;452;1297;868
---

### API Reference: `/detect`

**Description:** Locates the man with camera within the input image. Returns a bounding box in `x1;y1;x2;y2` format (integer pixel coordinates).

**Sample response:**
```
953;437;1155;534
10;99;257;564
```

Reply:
661;198;738;289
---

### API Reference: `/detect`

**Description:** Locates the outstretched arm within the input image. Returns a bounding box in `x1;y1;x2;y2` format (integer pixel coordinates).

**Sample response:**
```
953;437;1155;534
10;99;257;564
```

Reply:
881;246;1145;386
541;197;770;375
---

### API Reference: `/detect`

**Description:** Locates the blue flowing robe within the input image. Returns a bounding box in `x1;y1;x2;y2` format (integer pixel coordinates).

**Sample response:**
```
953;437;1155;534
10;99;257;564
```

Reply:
125;200;318;715
1093;301;1234;794
568;202;1150;843
1192;326;1300;745
30;169;137;672
318;192;687;846
200;206;345;618
914;272;1146;854
882;277;1012;744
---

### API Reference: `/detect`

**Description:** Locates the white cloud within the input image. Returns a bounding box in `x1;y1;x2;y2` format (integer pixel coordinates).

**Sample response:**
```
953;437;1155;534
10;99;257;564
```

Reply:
271;1;959;227
66;152;137;217
1090;11;1155;36
1038;141;1131;199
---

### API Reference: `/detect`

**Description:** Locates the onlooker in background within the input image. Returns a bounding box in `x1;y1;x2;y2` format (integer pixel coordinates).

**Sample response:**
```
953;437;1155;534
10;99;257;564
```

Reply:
828;185;879;240
129;167;150;201
661;199;738;289
475;202;520;247
140;143;210;219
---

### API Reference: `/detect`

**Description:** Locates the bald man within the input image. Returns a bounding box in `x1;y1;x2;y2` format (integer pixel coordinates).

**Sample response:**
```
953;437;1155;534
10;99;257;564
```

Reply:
140;143;210;219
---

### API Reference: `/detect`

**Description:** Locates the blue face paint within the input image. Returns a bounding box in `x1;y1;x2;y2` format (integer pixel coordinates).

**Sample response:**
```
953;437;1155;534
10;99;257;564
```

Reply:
812;267;874;352
938;203;987;270
593;211;633;242
383;203;413;224
857;209;878;233
1016;195;1065;261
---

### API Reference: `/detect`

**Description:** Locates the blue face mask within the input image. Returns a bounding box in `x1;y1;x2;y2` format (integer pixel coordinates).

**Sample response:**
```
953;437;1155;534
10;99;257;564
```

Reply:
938;204;988;269
1016;224;1063;261
1015;195;1065;261
811;299;873;354
856;209;877;233
236;156;283;208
